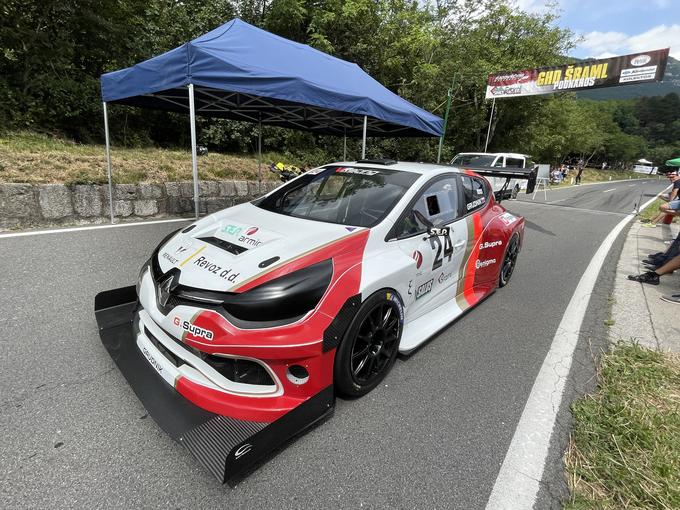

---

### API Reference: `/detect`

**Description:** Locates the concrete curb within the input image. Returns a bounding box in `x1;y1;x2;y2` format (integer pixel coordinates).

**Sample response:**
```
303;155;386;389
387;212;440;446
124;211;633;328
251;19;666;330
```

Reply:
610;220;680;352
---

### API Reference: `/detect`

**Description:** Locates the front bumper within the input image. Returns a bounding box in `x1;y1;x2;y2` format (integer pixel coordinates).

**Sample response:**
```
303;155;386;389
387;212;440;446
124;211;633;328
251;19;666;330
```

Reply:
94;286;334;482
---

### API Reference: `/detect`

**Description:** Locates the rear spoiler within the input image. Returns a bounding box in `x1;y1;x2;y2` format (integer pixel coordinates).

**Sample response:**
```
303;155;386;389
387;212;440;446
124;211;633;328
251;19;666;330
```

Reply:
450;164;533;181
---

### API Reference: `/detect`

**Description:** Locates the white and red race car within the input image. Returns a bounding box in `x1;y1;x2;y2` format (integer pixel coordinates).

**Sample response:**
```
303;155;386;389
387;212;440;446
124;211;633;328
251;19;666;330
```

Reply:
95;159;525;482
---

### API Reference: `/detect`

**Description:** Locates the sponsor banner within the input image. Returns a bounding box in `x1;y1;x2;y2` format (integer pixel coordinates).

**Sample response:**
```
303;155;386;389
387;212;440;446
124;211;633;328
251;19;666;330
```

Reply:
485;48;669;99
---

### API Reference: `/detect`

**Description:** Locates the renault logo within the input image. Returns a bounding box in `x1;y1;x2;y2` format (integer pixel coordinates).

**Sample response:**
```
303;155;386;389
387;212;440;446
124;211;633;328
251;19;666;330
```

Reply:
158;275;174;307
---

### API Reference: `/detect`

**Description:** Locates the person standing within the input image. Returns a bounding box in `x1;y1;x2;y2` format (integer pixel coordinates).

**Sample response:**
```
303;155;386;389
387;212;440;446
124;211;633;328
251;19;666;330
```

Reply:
575;165;584;185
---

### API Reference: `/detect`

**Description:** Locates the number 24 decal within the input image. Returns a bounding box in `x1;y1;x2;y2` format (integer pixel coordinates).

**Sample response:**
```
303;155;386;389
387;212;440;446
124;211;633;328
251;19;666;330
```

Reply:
429;232;453;270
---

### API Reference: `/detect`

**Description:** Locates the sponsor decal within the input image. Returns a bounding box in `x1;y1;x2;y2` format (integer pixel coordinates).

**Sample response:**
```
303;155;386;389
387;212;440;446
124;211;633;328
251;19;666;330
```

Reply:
336;167;380;176
475;258;496;269
173;317;214;340
193;255;240;282
221;224;242;236
499;213;517;226
438;271;453;284
413;250;423;269
620;66;657;83
234;443;253;459
415;279;434;300
142;347;163;374
467;197;485;210
492;73;530;84
346;227;357;232
387;293;404;323
407;279;413;297
222;224;266;247
491;85;522;96
162;252;178;265
428;226;450;236
631;55;651;66
479;240;502;250
174;240;193;255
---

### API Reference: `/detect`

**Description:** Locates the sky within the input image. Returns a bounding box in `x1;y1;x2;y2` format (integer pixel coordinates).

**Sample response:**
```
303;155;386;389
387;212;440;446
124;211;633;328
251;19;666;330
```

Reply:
517;0;680;60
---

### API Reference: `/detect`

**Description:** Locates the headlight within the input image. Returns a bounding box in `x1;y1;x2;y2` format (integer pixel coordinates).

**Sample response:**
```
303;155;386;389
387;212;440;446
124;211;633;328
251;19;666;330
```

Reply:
221;259;333;322
136;258;151;296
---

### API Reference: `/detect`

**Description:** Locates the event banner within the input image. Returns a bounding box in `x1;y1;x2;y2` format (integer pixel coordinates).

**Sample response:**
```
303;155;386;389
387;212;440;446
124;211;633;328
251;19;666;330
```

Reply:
485;48;670;99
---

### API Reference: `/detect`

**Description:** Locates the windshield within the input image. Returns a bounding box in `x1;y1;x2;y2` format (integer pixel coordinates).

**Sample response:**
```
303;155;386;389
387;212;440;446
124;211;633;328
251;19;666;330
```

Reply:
450;154;497;167
256;165;419;228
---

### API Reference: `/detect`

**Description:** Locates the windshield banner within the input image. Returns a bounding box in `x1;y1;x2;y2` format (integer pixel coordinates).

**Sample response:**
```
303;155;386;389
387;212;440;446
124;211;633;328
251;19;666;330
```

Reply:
485;48;670;99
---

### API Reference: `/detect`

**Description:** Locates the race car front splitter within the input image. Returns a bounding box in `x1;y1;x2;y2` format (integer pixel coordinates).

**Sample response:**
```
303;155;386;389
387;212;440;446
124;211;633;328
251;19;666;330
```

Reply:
94;286;335;483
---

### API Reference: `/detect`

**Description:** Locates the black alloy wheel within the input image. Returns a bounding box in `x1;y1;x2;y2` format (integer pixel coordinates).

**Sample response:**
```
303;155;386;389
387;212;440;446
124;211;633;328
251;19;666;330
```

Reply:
499;233;520;287
334;291;402;397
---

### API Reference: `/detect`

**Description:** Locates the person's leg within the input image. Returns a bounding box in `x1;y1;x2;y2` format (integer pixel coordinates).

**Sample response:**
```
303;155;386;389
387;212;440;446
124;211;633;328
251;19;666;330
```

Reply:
655;253;680;275
629;253;680;284
642;211;666;226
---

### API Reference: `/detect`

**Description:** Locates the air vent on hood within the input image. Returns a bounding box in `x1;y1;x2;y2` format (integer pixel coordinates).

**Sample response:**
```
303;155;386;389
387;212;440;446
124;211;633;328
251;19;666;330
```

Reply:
198;236;247;255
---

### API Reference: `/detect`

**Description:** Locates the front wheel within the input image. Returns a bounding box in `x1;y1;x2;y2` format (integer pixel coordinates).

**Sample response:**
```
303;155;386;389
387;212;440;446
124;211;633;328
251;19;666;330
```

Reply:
499;233;520;287
334;291;403;397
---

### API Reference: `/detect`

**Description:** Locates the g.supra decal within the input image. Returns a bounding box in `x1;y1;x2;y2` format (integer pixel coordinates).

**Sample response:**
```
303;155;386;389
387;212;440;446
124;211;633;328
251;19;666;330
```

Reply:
95;159;525;482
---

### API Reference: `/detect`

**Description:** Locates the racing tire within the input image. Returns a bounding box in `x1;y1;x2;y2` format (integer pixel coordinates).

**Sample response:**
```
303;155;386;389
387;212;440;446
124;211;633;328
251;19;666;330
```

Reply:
334;290;403;397
511;185;519;200
499;233;520;287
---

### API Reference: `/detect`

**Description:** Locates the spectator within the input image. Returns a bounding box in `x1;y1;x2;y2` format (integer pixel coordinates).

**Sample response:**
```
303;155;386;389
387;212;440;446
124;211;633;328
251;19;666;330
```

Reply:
575;165;584;185
627;252;680;285
641;173;680;227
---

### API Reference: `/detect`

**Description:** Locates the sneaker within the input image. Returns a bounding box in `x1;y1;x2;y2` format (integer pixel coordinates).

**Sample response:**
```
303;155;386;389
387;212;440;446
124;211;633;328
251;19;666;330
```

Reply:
649;252;665;258
642;259;662;265
641;222;656;227
661;294;680;304
627;271;660;285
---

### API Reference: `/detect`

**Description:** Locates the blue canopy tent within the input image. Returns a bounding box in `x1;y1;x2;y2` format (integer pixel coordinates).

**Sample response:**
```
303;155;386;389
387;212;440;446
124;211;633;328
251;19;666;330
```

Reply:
100;18;443;220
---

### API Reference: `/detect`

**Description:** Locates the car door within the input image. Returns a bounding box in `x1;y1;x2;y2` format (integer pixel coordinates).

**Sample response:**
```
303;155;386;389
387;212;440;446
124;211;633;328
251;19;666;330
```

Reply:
394;175;468;321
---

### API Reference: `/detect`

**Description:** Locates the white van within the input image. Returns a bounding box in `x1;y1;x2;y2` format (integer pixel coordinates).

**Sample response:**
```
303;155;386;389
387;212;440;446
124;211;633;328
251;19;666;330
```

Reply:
450;152;532;200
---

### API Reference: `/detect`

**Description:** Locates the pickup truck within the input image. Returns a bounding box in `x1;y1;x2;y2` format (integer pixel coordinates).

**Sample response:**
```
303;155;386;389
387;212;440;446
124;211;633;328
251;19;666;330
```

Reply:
449;152;533;201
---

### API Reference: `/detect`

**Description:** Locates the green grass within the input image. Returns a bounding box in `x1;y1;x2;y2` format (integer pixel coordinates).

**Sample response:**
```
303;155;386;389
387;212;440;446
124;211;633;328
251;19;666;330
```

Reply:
564;342;680;509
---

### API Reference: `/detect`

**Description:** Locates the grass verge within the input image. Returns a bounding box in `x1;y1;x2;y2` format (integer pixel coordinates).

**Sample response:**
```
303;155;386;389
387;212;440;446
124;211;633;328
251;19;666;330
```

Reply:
0;131;288;185
564;342;680;509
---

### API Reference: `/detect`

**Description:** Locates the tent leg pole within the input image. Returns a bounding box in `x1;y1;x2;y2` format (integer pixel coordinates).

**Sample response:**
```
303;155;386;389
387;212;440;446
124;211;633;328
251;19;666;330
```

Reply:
103;102;114;224
484;98;495;153
362;116;367;159
258;115;262;196
188;84;199;220
344;131;346;161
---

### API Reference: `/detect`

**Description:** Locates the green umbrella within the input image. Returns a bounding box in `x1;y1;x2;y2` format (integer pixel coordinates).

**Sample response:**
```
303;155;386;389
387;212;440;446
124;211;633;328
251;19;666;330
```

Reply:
666;157;680;167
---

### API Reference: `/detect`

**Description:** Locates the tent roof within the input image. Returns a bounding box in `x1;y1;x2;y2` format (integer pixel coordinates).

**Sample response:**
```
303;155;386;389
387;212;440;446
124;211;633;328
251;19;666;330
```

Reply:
100;19;443;138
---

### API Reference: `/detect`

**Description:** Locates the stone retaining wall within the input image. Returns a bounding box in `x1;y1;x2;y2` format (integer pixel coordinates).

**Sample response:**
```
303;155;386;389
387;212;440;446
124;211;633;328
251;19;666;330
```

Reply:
0;180;281;230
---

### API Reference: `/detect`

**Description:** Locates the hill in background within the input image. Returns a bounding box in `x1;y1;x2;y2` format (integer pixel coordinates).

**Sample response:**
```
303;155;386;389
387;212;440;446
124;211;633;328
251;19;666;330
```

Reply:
576;56;680;101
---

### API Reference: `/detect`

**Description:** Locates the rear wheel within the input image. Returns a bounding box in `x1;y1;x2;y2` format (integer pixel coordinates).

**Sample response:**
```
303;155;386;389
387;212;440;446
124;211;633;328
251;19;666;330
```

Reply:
334;291;402;397
499;233;520;287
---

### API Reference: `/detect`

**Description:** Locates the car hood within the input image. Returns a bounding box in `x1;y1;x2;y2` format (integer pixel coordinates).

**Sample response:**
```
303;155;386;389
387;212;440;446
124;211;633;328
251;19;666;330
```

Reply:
156;203;367;292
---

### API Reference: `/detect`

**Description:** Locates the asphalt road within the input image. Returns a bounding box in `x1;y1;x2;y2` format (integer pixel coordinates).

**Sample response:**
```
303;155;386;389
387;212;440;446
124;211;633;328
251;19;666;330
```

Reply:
0;177;669;509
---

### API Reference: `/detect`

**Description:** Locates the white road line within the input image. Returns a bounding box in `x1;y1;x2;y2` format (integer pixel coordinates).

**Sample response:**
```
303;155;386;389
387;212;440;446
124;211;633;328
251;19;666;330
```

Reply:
0;218;191;238
486;188;665;509
603;188;616;193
